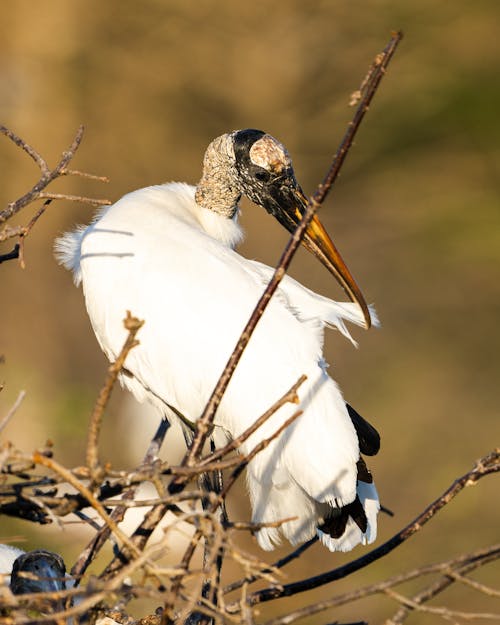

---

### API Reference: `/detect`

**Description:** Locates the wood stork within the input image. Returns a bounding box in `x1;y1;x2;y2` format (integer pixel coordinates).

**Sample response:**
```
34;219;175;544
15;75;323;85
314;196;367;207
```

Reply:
55;129;381;552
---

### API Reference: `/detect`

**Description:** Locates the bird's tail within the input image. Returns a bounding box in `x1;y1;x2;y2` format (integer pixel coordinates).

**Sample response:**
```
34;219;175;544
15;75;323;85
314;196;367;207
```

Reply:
317;460;379;552
248;465;379;552
245;377;380;552
319;300;379;347
54;226;87;286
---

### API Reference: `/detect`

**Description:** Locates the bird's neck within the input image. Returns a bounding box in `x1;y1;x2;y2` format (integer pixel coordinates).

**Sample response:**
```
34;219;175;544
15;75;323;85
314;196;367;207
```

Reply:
195;175;240;218
195;133;240;218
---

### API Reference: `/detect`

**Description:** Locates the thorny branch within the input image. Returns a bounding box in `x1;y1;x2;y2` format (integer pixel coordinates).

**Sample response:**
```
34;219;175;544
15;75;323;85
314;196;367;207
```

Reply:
0;124;110;266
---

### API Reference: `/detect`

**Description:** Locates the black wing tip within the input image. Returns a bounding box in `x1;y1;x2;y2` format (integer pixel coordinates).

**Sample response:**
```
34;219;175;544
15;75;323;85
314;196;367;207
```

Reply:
346;403;381;456
319;495;368;538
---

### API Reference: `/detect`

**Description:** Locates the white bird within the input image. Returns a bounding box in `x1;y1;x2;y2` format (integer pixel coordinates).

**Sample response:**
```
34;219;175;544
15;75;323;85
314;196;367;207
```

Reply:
55;129;380;552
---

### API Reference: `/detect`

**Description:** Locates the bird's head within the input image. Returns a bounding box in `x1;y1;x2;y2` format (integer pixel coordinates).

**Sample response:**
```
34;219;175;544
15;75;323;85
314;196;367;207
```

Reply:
10;549;67;595
196;129;371;328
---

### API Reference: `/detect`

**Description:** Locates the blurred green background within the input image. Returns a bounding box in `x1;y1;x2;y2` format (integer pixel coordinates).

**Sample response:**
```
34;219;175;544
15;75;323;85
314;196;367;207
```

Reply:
1;1;499;622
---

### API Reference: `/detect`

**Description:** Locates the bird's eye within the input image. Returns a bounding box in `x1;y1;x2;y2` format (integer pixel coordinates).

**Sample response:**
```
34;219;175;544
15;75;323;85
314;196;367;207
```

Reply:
254;170;270;182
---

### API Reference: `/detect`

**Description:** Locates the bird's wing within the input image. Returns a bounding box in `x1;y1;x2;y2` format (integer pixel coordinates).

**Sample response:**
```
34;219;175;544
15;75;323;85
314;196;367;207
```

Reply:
246;260;379;347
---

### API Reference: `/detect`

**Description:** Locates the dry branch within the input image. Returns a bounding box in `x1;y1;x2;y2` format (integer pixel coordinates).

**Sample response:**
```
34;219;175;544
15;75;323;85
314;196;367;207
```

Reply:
0;124;110;265
0;390;26;433
86;312;145;473
260;544;500;625
100;376;306;595
232;449;500;611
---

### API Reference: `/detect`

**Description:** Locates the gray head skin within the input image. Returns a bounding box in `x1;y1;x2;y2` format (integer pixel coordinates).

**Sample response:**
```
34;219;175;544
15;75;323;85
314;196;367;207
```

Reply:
10;549;66;595
195;128;305;224
195;129;371;328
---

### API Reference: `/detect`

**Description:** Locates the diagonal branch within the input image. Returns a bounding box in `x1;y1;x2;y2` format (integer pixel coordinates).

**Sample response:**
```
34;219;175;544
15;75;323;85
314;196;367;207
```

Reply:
232;449;499;611
385;545;500;624
260;543;500;625
176;28;403;479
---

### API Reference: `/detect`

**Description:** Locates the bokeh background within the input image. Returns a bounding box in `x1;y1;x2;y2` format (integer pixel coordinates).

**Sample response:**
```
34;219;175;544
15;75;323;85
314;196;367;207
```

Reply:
1;1;499;622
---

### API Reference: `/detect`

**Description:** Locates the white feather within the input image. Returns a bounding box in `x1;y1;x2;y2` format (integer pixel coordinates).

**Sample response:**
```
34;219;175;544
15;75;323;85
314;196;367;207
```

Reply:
0;544;25;585
55;182;379;552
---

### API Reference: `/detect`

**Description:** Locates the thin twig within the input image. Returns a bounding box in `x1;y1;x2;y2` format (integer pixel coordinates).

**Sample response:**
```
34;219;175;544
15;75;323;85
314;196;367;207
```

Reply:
0;124;110;266
71;421;170;582
232;450;500;610
385;545;500;625
260;544;500;625
86;311;144;473
0;125;49;173
33;452;146;563
198;375;306;467
98;375;308;588
0;389;26;433
38;191;110;206
384;587;499;622
17;199;52;268
219;410;302;501
223;537;317;596
60;168;110;182
162;411;304;625
0;125;85;224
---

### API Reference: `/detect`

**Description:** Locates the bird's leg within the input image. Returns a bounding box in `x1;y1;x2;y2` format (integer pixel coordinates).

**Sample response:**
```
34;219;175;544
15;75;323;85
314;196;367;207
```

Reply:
71;416;171;582
144;415;171;464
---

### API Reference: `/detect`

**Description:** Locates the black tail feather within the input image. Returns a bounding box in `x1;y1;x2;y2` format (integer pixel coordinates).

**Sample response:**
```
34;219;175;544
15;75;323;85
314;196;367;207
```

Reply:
346;403;381;456
320;495;368;538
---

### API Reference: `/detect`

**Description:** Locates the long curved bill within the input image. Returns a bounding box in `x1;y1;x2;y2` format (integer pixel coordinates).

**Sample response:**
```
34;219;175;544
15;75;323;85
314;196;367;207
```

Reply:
277;187;371;329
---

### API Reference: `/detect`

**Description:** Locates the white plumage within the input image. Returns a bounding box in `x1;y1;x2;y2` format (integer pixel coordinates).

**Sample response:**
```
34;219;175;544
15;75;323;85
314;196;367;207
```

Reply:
0;544;25;585
55;129;380;552
0;544;67;594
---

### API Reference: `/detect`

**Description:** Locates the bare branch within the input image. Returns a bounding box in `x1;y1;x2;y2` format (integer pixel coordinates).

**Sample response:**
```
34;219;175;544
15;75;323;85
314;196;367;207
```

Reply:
260;544;500;625
72;421;169;582
32;452;146;563
0;389;26;433
385;544;500;625
384;587;499;622
0;124;50;174
38;191;110;206
199;375;306;467
0;125;85;224
86;312;144;473
233;449;500;610
224;537;317;596
0;124;110;266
